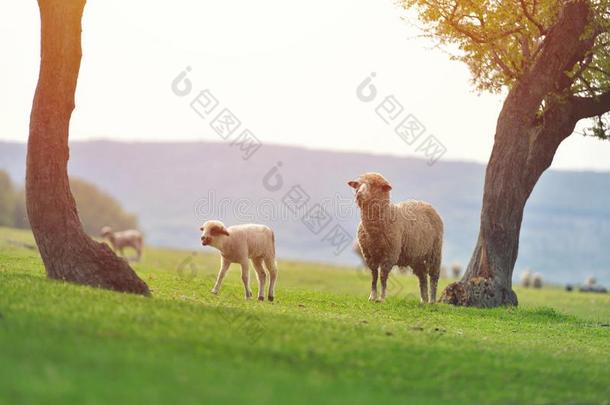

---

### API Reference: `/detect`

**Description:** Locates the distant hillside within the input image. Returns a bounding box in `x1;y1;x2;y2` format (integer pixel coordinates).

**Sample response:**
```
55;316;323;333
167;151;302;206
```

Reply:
1;140;609;285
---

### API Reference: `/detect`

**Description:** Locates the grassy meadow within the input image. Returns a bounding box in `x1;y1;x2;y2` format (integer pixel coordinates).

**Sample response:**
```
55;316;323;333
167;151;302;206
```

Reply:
0;227;609;404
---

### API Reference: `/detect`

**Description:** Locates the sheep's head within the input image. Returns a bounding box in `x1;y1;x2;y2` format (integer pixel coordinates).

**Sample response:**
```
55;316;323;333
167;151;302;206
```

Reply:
100;226;113;238
200;220;230;247
348;172;392;208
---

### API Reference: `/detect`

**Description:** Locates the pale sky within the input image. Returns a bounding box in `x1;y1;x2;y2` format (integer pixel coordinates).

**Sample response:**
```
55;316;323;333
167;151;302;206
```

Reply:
1;0;609;171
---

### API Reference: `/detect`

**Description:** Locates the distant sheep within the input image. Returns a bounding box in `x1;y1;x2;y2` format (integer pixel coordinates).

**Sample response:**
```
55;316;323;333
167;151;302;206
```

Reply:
579;276;607;293
200;220;278;301
100;226;143;262
532;273;543;289
451;263;462;279
521;269;532;288
348;172;443;303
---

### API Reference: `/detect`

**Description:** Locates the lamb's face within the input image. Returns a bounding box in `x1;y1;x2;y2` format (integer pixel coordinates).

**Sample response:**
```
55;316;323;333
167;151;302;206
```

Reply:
348;172;392;207
200;220;230;247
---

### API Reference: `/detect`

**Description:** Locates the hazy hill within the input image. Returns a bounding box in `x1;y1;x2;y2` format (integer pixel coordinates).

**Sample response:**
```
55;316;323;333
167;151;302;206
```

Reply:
1;140;609;285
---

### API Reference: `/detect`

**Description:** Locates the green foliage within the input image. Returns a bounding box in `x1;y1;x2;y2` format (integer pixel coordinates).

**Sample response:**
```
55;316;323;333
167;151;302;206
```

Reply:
69;177;139;236
0;171;16;227
11;189;28;229
0;227;609;404
402;0;610;136
0;171;138;235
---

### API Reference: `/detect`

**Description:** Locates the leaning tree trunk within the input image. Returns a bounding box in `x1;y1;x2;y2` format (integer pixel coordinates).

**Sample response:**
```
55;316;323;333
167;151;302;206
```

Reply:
27;0;149;295
440;107;576;307
440;0;592;307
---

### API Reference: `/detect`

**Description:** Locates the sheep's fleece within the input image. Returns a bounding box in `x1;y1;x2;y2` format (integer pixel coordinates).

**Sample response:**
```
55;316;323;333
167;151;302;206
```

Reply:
200;220;278;301
349;172;443;303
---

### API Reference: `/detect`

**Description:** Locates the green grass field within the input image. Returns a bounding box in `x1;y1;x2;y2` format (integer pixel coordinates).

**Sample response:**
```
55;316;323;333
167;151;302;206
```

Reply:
1;227;609;404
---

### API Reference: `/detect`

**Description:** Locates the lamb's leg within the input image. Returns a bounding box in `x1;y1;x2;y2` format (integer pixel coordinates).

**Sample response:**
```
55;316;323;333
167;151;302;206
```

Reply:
379;264;393;302
252;258;267;301
263;257;278;302
211;257;230;295
369;267;379;301
240;260;253;299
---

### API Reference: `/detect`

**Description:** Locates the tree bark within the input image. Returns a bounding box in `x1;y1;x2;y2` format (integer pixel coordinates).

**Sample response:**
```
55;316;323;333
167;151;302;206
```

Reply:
27;0;150;295
440;0;592;307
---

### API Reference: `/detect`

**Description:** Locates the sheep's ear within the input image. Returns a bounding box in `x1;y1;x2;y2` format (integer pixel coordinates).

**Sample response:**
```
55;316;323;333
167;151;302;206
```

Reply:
381;184;392;192
220;228;230;237
348;180;360;189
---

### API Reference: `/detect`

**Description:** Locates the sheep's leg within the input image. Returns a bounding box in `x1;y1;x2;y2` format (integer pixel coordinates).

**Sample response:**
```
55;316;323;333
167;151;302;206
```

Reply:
264;257;278;302
252;258;267;301
415;269;429;303
211;258;230;295
379;264;393;302
135;243;142;262
429;273;439;303
369;267;379;301
240;261;253;299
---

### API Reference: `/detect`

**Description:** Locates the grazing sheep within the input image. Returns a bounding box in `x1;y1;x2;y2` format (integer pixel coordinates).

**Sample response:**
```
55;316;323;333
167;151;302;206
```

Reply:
100;226;143;262
200;220;278;301
532;273;543;289
451;263;462;279
348;172;443;303
521;269;532;287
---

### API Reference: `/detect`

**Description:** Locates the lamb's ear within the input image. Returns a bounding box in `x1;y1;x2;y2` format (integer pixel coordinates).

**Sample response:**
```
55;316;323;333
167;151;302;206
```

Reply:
348;180;360;189
220;227;230;237
381;184;392;192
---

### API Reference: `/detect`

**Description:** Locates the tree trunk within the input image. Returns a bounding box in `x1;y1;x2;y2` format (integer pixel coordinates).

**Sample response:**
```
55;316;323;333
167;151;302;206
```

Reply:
439;129;548;307
440;0;594;307
27;0;150;295
441;105;579;306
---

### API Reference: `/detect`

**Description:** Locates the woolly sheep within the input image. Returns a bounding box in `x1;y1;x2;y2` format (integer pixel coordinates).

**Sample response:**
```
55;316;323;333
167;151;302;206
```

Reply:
100;226;143;262
532;273;543;289
585;276;597;287
348;172;443;303
521;269;532;287
354;240;408;274
451;263;462;279
200;220;278;301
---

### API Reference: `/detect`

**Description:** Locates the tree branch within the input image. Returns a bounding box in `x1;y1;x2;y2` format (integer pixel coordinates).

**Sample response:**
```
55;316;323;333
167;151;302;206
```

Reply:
501;0;591;124
519;0;547;34
446;18;522;44
491;49;518;78
571;92;610;120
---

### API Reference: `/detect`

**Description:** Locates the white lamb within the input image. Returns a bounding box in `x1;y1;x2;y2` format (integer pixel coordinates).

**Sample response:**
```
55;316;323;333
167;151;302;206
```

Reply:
200;220;278;301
